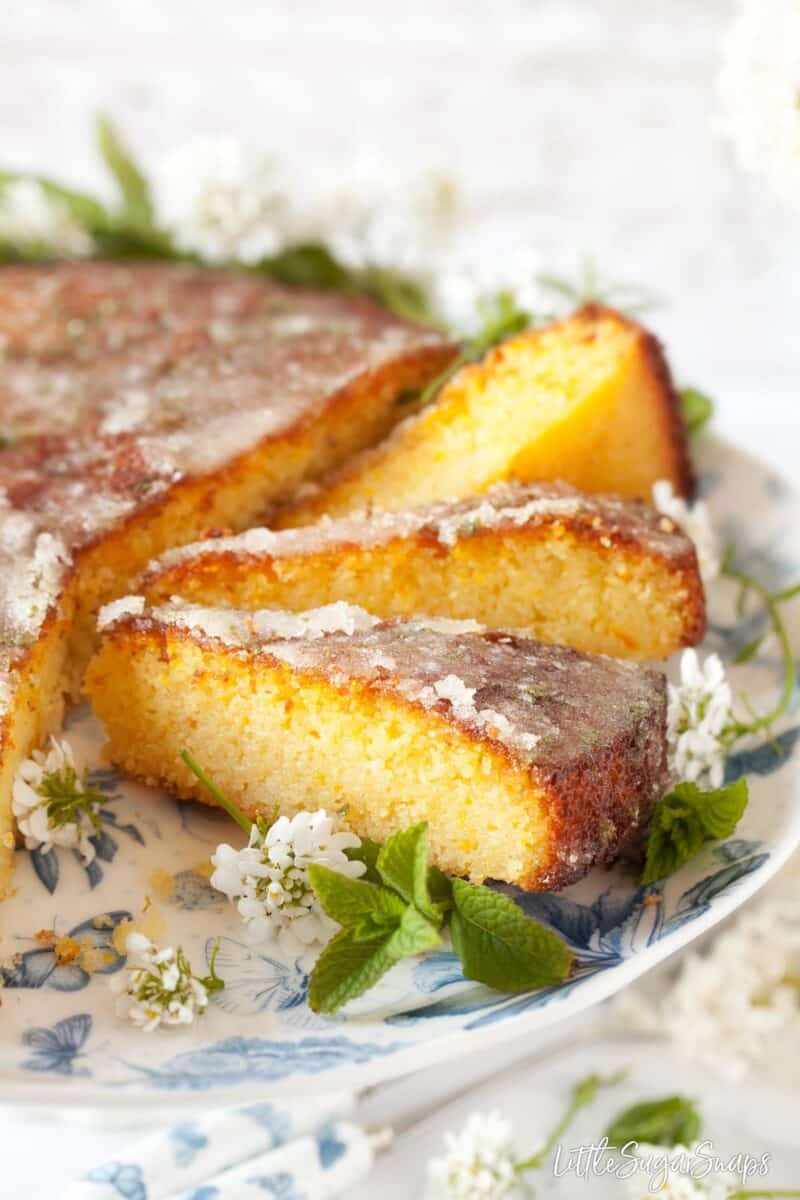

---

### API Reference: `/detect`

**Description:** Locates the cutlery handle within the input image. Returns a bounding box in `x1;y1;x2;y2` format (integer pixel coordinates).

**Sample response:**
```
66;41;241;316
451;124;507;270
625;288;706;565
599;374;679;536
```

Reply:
62;1092;354;1200
170;1120;377;1200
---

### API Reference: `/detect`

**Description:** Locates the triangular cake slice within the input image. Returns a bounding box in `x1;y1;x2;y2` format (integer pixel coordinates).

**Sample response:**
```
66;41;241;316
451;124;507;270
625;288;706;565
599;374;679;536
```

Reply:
276;305;693;527
0;263;454;892
142;481;705;661
86;600;668;891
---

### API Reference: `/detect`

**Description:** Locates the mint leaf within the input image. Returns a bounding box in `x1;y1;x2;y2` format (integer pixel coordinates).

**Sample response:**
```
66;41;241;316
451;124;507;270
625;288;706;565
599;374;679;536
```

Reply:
95;115;153;227
449;879;573;993
641;780;749;884
606;1095;701;1148
345;836;383;884
308;905;440;1013
700;777;749;839
679;387;714;436
307;863;406;928
377;823;445;925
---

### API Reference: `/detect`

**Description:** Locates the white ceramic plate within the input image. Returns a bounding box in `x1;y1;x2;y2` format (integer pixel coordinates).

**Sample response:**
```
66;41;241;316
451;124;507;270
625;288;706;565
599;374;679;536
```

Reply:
2;435;799;1111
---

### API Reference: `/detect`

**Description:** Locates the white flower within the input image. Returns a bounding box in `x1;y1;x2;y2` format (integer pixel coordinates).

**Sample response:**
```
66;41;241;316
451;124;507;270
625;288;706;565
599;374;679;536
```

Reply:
716;0;800;211
111;932;216;1032
667;649;734;788
434;248;546;335
618;897;800;1085
652;480;719;587
210;809;364;956
317;159;460;274
427;1110;521;1200
150;137;297;265
0;179;93;257
624;1142;739;1199
11;737;99;864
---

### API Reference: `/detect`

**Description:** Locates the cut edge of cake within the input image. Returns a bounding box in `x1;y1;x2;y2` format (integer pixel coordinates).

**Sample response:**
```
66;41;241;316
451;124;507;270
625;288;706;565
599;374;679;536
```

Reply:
274;305;694;528
140;481;706;661
85;598;669;891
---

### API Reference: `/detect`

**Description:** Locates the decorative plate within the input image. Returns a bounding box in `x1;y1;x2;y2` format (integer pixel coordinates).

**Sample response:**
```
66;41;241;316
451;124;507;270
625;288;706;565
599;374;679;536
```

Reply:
2;436;799;1111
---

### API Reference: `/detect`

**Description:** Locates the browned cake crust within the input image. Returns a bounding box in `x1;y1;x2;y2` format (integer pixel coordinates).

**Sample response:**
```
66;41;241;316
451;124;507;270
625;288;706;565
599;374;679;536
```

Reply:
87;601;669;890
0;264;455;889
141;480;706;659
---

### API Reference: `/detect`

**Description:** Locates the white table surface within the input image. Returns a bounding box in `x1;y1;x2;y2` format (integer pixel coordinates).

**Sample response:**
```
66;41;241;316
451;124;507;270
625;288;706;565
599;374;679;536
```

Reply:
2;1;799;1193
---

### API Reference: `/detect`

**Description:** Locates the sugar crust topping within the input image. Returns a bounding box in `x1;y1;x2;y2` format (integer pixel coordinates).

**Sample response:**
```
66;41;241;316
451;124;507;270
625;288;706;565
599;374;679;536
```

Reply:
0;262;448;725
151;479;694;575
102;597;664;771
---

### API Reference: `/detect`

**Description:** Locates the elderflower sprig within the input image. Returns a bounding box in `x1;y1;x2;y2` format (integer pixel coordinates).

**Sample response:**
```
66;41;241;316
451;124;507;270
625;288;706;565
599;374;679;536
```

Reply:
668;649;735;788
111;932;223;1032
11;737;107;864
181;749;365;957
426;1074;622;1200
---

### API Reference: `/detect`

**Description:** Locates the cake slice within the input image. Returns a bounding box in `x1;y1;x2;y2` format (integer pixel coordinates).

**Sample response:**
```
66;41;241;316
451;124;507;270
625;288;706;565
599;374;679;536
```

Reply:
276;305;693;527
142;481;705;661
86;600;668;890
0;263;455;895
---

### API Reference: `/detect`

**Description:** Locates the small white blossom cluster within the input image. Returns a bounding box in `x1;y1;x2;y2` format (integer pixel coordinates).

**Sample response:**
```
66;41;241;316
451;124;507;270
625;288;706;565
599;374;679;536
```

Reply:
0;179;93;257
618;897;800;1084
624;1142;739;1200
667;649;735;789
111;933;212;1032
652;481;719;588
11;737;97;864
151;137;459;274
716;0;800;211
433;247;546;335
426;1111;521;1200
211;809;364;956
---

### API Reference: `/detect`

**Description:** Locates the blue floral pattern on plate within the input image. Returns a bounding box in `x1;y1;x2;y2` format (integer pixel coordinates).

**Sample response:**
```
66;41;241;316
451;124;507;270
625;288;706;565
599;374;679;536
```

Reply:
1;437;799;1106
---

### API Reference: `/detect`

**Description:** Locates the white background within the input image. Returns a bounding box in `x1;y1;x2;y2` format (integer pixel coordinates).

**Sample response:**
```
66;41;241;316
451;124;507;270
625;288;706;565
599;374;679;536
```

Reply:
2;1;799;1193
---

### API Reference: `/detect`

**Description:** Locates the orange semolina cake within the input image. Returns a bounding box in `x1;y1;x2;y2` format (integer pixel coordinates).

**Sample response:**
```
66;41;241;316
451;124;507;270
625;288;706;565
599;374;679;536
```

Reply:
276;305;693;528
86;599;668;890
142;481;705;661
0;263;455;893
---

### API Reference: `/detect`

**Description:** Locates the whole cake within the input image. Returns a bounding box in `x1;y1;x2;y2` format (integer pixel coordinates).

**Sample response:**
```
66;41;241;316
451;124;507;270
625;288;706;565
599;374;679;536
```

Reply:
142;480;705;660
87;599;669;891
0;263;455;892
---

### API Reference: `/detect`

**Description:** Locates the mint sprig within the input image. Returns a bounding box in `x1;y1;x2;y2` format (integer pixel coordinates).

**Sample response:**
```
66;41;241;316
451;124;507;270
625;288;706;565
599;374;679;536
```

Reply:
605;1094;701;1148
641;779;749;885
307;822;573;1013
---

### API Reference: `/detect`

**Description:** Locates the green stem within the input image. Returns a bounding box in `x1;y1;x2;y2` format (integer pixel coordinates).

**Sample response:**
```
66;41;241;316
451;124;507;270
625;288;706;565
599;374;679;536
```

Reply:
771;580;800;604
515;1072;625;1172
180;748;253;835
721;565;797;734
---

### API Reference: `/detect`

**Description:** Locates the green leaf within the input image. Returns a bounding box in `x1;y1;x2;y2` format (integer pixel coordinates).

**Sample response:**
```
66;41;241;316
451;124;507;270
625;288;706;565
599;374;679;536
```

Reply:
449;879;573;993
641;780;749;884
308;904;440;1013
0;170;115;238
679;386;714;436
377;823;445;925
345;836;383;884
734;635;765;664
95;115;153;227
699;777;749;839
307;862;406;927
605;1095;701;1148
